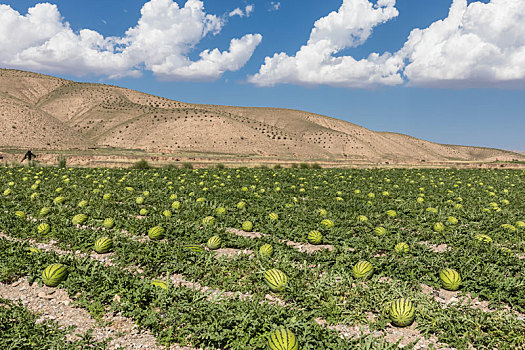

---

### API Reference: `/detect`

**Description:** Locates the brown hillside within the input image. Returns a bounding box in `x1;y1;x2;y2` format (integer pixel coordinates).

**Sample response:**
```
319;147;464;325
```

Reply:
0;69;521;163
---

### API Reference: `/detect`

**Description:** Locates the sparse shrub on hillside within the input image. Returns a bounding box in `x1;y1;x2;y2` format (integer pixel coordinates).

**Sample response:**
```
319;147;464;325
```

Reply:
216;163;226;169
182;162;193;169
131;159;151;169
163;163;177;170
311;163;322;169
273;164;282;169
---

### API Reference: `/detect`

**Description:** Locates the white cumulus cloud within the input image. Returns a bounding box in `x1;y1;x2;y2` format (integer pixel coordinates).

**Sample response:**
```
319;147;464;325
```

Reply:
248;0;403;88
250;0;525;89
0;0;262;81
399;0;525;87
229;4;254;18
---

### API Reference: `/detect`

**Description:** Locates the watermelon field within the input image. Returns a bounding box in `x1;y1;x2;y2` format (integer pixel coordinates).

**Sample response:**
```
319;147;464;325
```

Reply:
1;166;524;349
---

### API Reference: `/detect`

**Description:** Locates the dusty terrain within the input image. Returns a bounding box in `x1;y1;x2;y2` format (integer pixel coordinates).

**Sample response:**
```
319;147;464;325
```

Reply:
0;68;522;167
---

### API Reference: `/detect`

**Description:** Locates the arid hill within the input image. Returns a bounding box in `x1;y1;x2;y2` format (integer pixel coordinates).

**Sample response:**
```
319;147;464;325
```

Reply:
0;69;521;163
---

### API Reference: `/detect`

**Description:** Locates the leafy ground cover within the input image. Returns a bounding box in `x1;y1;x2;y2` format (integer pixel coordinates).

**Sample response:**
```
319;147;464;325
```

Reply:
0;166;524;349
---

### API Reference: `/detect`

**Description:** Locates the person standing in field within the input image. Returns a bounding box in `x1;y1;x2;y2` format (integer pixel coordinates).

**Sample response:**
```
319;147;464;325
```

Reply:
21;150;36;165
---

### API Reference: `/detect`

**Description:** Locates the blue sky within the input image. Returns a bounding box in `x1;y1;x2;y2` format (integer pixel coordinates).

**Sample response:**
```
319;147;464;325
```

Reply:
1;0;524;150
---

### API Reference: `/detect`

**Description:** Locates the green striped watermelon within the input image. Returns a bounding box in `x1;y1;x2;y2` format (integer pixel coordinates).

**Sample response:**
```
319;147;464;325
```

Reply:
207;235;222;250
42;264;68;287
259;244;273;258
439;268;461;291
307;230;322;245
103;218;115;229
37;223;50;235
184;244;203;253
148;226;165;240
321;219;334;228
39;207;50;217
151;280;168;290
94;237;113;254
352;261;373;279
268;328;298;350
264;269;288;292
202;216;215;226
242;221;253;232
394;242;409;254
72;214;88;226
389;298;415;327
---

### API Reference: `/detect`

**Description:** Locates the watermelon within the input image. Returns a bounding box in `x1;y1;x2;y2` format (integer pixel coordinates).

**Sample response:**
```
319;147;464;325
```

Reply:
148;226;165;240
242;221;253;232
268;328;298;350
103;218;115;229
357;215;368;222
171;201;181;209
28;247;41;255
136;197;144;204
53;196;66;205
439;268;461;291
163;210;172;218
269;212;279;221
433;222;445;232
202;216;215;226
318;209;327;217
42;264;68;287
307;230;322;245
259;244;273;258
184;244;203;253
216;207;226;215
39;207;50;217
389;298;415;327
447;216;459;225
475;233;492;243
321;219;334;228
94;236;113;254
237;201;246;210
386;210;397;218
264;268;288;292
78;200;88;208
139;208;148;216
72;214;88;225
394;242;409;254
37;223;50;235
207;235;222;250
352;261;373;279
374;226;387;235
15;211;26;220
150;280;167;290
103;193;112;200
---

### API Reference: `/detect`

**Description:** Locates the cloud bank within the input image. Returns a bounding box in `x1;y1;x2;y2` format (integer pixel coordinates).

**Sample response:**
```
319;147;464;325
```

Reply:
0;0;262;81
250;0;525;88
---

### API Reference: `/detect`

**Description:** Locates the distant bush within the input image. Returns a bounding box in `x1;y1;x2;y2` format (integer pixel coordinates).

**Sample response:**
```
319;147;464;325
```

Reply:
216;163;226;169
182;162;193;169
163;163;177;170
291;163;299;169
258;164;269;169
131;159;151;169
311;163;322;169
299;163;310;169
273;164;282;169
57;156;67;168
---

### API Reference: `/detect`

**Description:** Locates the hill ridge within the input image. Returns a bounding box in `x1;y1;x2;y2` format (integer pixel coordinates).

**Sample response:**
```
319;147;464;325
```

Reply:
0;68;521;163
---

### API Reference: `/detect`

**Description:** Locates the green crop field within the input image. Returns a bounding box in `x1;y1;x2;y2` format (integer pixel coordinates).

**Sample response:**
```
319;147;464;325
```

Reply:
1;166;524;349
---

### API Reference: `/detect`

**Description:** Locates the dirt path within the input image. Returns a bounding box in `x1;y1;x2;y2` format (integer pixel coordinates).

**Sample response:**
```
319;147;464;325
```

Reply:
0;278;197;350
